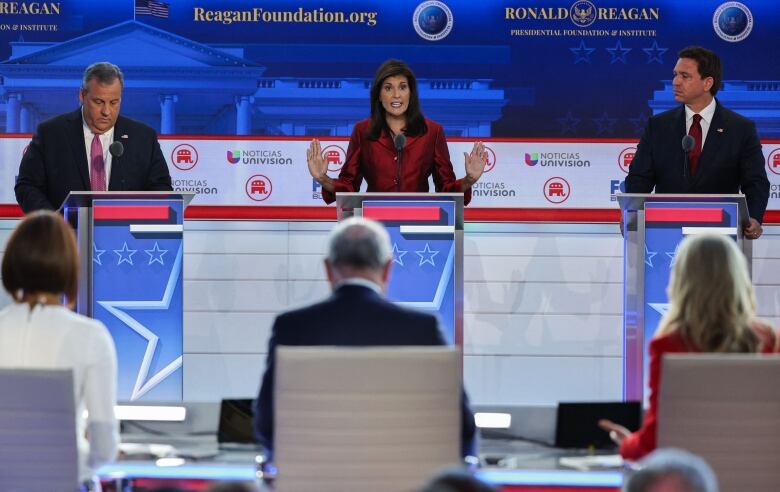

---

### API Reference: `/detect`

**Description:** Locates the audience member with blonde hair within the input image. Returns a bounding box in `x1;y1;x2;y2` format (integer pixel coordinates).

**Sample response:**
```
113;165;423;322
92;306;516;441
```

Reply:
599;233;778;460
0;211;119;485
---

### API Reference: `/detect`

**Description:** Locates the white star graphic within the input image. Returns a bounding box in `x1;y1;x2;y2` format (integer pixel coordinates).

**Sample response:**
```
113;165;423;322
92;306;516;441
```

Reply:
645;244;658;268
93;242;106;266
144;242;168;266
392;242;408;266
114;242;137;266
98;245;183;400
415;243;440;267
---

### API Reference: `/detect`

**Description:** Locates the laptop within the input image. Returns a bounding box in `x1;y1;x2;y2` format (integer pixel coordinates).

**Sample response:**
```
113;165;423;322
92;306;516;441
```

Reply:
555;401;641;449
217;399;257;447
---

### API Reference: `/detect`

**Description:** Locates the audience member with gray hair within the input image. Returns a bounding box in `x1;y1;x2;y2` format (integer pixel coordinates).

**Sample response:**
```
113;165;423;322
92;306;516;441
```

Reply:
623;448;718;492
418;466;498;492
16;61;172;212
253;217;476;459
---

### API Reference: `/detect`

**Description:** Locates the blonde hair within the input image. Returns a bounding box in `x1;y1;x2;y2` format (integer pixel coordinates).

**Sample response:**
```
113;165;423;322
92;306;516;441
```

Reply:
656;233;758;352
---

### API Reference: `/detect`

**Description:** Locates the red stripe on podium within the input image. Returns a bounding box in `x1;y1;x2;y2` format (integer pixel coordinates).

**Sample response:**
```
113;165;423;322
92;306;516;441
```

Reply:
3;205;780;224
94;205;170;221
363;206;441;221
645;208;723;223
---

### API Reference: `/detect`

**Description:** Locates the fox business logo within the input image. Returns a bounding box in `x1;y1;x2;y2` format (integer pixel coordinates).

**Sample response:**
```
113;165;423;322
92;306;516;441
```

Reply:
610;179;626;201
312;178;323;200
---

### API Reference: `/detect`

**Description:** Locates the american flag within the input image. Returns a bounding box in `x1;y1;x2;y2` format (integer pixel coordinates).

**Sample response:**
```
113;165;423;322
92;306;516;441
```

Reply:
135;0;169;18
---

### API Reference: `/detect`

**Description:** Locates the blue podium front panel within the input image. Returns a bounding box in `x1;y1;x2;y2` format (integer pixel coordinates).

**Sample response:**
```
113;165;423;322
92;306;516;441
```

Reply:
363;200;456;344
629;201;738;402
91;199;184;401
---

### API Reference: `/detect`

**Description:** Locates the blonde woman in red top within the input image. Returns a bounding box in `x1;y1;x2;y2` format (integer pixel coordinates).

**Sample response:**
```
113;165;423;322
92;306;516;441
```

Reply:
600;233;779;460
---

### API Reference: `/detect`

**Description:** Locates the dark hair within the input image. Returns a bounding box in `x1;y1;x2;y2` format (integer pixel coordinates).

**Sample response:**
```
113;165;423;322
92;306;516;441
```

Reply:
678;46;722;97
82;61;124;91
2;211;79;304
367;59;427;140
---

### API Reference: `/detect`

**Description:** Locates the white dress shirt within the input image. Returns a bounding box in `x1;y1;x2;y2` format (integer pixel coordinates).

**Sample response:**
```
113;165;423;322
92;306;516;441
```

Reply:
684;97;717;149
82;108;115;187
0;302;119;482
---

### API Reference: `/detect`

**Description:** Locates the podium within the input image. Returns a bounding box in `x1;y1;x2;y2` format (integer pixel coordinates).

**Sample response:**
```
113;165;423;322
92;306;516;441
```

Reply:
62;191;194;401
617;193;751;401
335;193;464;345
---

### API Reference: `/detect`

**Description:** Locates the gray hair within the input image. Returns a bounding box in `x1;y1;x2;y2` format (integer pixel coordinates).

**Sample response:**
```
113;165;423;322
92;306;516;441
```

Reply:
624;448;718;492
82;62;124;91
326;217;392;270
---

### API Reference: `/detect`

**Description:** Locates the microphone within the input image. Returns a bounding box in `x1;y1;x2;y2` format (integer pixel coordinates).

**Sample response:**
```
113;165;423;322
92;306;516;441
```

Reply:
393;134;406;191
393;133;406;152
109;141;124;158
681;135;694;178
109;141;125;188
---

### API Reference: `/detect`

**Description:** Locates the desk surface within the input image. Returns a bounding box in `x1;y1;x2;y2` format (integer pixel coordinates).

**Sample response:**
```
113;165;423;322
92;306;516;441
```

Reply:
100;436;625;489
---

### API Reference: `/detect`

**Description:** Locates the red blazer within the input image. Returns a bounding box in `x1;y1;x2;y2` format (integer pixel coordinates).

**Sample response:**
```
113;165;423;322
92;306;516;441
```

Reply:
619;321;779;460
322;118;471;205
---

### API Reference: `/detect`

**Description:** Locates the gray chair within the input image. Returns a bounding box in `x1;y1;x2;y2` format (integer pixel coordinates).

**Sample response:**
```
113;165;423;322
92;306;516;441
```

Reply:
0;368;79;491
274;346;462;492
657;354;780;492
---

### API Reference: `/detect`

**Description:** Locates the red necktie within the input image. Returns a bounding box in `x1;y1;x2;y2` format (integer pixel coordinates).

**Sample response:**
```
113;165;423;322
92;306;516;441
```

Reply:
688;113;702;176
90;133;106;191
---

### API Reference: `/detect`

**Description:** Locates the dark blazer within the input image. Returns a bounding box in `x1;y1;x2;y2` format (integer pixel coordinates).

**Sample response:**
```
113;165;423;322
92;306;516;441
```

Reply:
322;118;471;205
253;284;477;458
15;108;173;212
625;102;769;222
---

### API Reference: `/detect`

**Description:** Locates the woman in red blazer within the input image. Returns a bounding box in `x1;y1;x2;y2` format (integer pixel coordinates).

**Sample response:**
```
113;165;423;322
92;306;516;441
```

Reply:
600;233;779;460
306;59;488;205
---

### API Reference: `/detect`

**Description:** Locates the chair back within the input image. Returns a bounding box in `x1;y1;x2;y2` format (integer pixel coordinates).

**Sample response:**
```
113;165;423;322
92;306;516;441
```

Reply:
0;368;78;491
274;346;461;492
657;354;780;492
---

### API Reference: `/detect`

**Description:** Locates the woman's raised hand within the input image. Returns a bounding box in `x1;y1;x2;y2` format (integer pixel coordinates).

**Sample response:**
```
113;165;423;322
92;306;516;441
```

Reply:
306;139;327;181
463;141;488;187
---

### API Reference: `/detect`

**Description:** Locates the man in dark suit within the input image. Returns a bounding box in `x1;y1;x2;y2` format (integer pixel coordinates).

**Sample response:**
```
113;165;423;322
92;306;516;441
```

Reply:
15;62;172;212
253;217;476;459
626;46;769;239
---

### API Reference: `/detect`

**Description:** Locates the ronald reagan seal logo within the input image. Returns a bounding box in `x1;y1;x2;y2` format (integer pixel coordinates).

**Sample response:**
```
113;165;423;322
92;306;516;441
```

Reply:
570;1;596;27
713;2;753;42
413;1;453;41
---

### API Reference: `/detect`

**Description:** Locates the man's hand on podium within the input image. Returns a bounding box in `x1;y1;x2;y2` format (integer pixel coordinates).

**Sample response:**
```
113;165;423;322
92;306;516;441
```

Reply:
743;218;763;240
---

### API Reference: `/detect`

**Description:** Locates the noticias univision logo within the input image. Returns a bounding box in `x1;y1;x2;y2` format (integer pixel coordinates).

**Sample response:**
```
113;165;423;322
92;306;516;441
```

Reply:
524;152;539;166
227;150;240;164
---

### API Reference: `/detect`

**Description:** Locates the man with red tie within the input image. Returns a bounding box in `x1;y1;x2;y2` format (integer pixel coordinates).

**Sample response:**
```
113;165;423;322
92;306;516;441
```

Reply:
625;46;768;239
15;62;172;213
